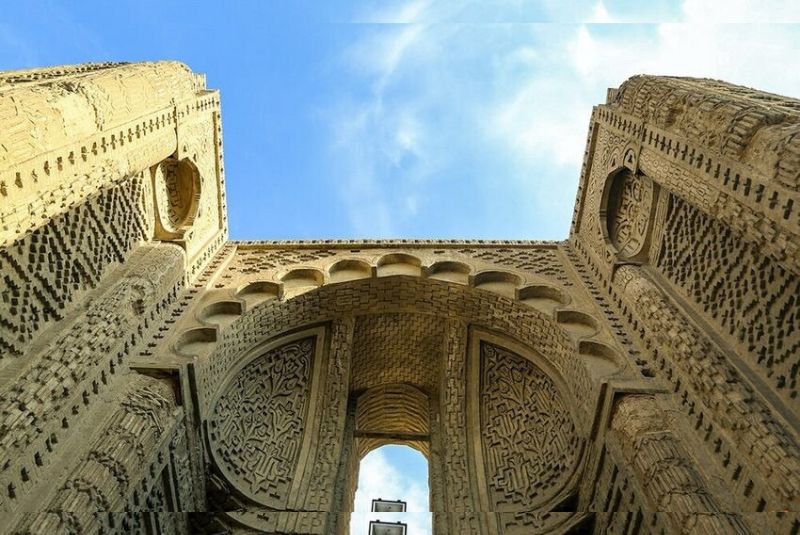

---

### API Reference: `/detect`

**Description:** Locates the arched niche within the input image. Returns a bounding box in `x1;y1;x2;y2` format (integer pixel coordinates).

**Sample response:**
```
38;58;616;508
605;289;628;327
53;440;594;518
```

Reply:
151;157;201;239
376;253;422;277
198;300;244;328
425;260;471;284
280;268;324;298
517;284;569;317
329;258;372;283
196;277;613;534
235;280;282;308
472;270;522;298
600;168;659;262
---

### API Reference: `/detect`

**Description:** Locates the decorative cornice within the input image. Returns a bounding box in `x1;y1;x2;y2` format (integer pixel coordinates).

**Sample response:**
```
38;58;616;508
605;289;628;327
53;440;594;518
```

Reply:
231;239;564;250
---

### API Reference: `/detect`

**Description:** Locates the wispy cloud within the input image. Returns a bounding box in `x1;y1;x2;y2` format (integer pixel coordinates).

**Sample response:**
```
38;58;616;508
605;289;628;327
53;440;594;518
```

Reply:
324;10;451;236
323;0;800;239
681;0;800;22
351;0;431;24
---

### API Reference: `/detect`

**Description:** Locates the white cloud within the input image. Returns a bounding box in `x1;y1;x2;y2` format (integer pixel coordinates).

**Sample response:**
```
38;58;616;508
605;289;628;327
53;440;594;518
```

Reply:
563;18;800;93
681;0;800;22
590;1;613;23
349;447;431;535
351;0;431;23
325;9;463;236
491;76;589;167
324;0;800;238
487;1;800;199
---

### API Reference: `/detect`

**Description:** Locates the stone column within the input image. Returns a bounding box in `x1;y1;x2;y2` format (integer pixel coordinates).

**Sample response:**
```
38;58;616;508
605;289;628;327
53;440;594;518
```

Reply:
435;319;483;534
609;394;749;533
17;374;180;534
0;243;186;519
302;318;355;532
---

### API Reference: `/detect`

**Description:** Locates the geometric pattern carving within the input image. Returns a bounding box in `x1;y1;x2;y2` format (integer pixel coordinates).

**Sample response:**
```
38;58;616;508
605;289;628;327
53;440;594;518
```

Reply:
657;194;800;404
480;342;580;511
610;395;750;534
214;248;337;287
208;337;314;507
457;247;573;286
0;178;149;358
8;59;800;533
351;313;444;393
606;170;654;258
440;320;473;517
303;320;353;513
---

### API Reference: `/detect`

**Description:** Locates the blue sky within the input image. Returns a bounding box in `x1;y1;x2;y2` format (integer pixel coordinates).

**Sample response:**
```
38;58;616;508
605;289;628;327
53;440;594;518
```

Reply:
352;445;431;534
3;2;800;532
4;1;799;241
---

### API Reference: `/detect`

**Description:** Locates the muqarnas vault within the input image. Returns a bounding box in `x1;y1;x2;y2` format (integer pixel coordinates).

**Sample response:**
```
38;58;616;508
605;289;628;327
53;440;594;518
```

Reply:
0;62;798;535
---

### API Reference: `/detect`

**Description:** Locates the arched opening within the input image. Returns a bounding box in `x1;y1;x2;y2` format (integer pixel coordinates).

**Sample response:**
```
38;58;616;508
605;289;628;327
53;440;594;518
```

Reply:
201;277;597;534
350;445;432;535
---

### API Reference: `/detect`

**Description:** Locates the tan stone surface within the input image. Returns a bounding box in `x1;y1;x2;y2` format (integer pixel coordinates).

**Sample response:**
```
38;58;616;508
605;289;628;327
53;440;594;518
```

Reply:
0;62;797;535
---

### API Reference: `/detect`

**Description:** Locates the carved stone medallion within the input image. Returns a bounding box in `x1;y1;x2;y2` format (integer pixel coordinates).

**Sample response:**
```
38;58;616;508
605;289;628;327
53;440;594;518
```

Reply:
605;170;655;259
207;337;314;507
480;343;580;512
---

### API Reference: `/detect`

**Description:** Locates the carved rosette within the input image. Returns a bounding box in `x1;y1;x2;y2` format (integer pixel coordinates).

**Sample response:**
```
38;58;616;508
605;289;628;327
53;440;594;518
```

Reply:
207;338;314;507
480;343;580;513
605;170;655;259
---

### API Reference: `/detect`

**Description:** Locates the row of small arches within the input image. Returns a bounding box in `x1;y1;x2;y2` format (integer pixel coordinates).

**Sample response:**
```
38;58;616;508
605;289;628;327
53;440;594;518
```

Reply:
239;255;574;317
175;255;625;381
278;255;562;300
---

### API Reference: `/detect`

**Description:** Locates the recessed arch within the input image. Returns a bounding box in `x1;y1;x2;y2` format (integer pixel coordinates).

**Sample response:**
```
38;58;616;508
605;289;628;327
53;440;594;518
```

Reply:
328;258;372;283
198;300;244;327
472;270;522;298
202;276;598;425
198;276;610;528
175;326;217;356
517;284;569;316
235;280;282;308
578;340;622;379
556;310;599;339
376;253;422;277
280;268;324;298
425;261;471;284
